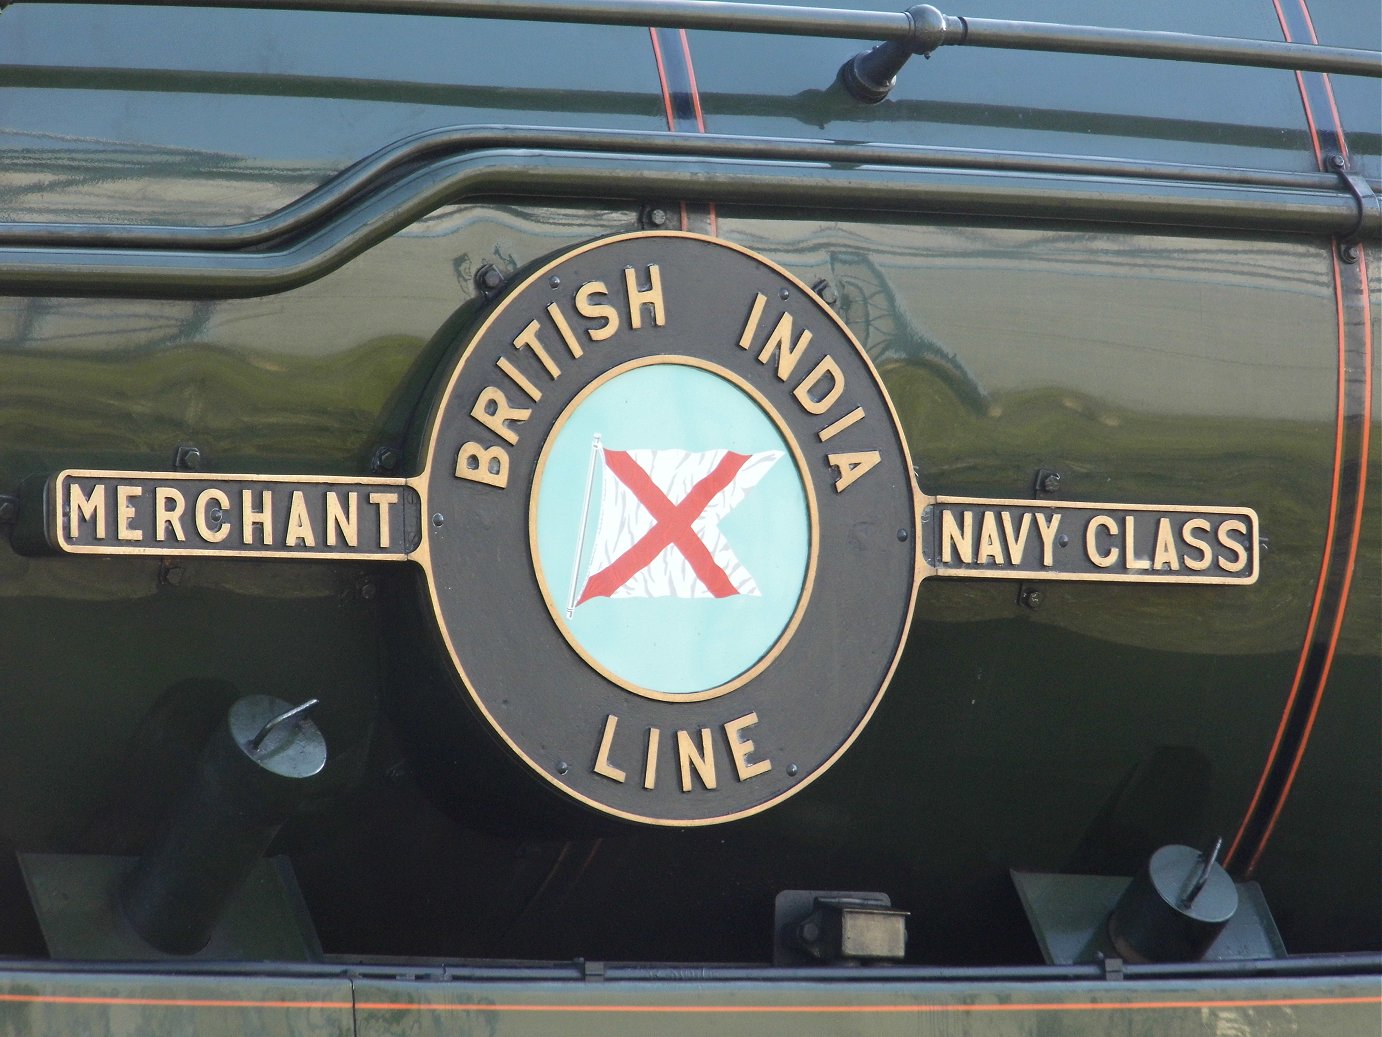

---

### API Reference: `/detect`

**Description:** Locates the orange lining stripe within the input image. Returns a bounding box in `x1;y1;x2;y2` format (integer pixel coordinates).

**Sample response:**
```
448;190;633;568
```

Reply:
0;994;351;1009
357;996;1382;1013
678;29;708;133
1224;235;1345;866
1223;0;1356;872
3;992;1377;1013
648;27;677;130
1247;248;1374;874
1296;0;1350;163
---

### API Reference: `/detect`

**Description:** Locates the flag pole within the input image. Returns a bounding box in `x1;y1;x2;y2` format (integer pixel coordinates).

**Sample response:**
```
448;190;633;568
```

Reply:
566;433;602;617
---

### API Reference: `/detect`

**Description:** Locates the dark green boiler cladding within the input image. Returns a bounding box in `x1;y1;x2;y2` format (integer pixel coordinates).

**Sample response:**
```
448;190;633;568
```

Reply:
0;0;1377;1033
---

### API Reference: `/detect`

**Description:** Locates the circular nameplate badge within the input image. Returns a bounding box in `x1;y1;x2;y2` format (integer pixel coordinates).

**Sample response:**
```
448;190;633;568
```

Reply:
420;232;919;825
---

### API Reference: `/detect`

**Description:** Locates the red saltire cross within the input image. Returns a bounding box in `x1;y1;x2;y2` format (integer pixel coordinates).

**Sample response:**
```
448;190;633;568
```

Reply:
576;449;750;604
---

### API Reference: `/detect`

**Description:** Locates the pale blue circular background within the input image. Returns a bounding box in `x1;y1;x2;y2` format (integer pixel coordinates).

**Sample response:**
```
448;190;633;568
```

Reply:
533;363;810;696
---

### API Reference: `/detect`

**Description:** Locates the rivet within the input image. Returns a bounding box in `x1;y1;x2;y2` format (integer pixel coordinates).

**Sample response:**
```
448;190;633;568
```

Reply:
372;446;400;473
556;761;570;776
549;275;561;288
779;288;790;300
786;763;799;777
897;528;908;542
432;513;445;527
1058;534;1069;547
476;264;505;293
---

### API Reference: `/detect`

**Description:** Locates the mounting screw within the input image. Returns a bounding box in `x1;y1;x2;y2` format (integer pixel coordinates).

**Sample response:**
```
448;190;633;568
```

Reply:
207;506;223;523
641;205;670;229
1035;469;1061;494
1019;585;1044;610
174;444;202;471
811;279;839;307
475;263;505;296
1328;153;1348;172
0;496;19;523
371;446;401;473
1339;241;1360;264
159;563;185;587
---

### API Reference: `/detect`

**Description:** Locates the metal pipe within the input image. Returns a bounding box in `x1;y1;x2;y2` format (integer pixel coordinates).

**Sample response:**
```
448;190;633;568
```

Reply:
0;148;1372;299
952;15;1379;76
26;0;1382;77
0;126;1363;253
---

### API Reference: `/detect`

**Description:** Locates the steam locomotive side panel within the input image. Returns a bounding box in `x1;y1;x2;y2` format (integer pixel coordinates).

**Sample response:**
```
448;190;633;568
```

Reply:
0;0;1376;1030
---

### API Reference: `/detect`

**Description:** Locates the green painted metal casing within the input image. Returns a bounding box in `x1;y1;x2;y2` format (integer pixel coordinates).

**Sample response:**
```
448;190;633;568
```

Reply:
0;0;1376;1031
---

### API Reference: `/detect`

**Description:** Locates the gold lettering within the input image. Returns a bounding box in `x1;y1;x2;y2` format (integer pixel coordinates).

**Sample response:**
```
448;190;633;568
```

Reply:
1035;512;1061;567
724;712;771;782
369;491;398;550
546;303;584;359
69;483;106;541
1001;511;1032;565
624;264;666;329
792;356;844;415
575;281;620;341
1152;517;1180;571
1181;518;1213;571
456;442;508;488
758;313;812;382
116;485;143;542
738;293;767;349
677;728;717;792
941;509;973;564
497;356;542;403
643;727;660;791
817;406;865;443
977;511;1003;565
827;450;880;493
471;386;530;446
325;491;359;547
242;490;272;547
1217;518;1249;573
1086;515;1118;568
155;487;186;543
593;714;627;783
1124;515;1150;570
513;320;560;379
196;488;230;544
285;490;315;548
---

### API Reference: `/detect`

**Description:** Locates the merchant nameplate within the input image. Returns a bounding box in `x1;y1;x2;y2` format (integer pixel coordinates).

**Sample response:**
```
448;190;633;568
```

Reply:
53;471;423;559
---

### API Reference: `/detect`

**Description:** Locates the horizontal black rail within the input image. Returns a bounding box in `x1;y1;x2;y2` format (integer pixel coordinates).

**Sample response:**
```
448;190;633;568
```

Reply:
29;0;1382;78
0;126;1367;252
0;131;1376;299
3;951;1378;982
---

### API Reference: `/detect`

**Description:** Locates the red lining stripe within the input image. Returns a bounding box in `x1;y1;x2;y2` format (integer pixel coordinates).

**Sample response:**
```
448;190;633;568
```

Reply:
646;26;717;234
1226;0;1372;874
678;29;708;134
1246;248;1373;874
351;996;1382;1013
648;27;677;131
3;991;1376;1013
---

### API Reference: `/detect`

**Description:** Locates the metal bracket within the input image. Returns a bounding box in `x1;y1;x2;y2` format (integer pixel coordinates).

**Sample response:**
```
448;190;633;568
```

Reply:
1328;153;1375;263
839;5;960;103
773;890;908;964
